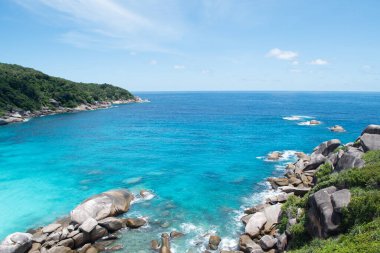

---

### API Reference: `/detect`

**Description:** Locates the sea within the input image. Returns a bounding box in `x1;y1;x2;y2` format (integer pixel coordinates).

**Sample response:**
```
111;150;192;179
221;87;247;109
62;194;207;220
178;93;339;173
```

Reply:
0;91;379;252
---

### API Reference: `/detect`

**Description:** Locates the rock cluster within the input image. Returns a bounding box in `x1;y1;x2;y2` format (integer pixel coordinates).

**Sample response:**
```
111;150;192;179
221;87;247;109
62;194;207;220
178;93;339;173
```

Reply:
328;125;345;132
237;124;380;252
0;189;150;253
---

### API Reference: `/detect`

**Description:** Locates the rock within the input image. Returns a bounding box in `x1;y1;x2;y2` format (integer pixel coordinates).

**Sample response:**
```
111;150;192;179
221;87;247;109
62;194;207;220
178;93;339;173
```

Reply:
263;204;282;231
170;231;184;239
259;235;277;250
105;244;123;251
70;189;134;224
140;190;155;200
238;235;262;253
309;120;321;125
66;230;79;239
313;139;341;157
0;118;8;125
307;186;338;238
77;243;91;253
0;232;32;253
85;246;98;253
331;189;351;213
151;240;160;250
47;246;74;253
72;233;90;248
220;251;244;253
79;218;98;233
42;224;62;234
89;226;108;241
276;233;287;252
360;125;380;151
279;185;311;196
336;147;365;171
98;218;123;232
241;214;253;225
159;233;171;253
32;233;48;244
329;125;345;132
125;218;146;228
244;203;269;214
268;177;289;188
267;151;282;160
304;154;326;171
288;176;302;186
57;238;74;248
245;212;267;238
208;235;221;250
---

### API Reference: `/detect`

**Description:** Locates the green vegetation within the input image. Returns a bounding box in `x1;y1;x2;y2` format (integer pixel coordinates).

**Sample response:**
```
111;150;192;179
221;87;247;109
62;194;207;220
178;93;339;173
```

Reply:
288;150;380;253
289;218;380;253
0;63;134;113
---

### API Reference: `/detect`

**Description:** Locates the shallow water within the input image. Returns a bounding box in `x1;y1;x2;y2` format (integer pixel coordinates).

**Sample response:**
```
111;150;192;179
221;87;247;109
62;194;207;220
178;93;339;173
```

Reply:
0;92;379;251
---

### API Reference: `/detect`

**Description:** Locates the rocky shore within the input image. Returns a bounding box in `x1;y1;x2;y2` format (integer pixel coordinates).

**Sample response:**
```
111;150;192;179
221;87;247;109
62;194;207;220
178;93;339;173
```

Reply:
232;124;380;253
0;97;149;126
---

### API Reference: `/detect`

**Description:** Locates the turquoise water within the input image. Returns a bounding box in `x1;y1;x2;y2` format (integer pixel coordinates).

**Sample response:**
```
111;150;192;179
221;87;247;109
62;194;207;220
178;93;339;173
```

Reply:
0;92;379;251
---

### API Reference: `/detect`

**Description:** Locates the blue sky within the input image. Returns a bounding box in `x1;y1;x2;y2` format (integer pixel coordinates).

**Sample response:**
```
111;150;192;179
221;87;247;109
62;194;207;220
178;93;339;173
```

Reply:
1;0;379;91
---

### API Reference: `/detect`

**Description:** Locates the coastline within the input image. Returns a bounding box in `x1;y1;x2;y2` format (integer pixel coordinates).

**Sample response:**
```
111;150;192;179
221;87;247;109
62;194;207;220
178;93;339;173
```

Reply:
0;97;149;126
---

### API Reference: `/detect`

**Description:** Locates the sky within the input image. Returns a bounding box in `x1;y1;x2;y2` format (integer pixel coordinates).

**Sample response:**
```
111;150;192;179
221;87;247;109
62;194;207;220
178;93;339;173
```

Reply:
0;0;379;91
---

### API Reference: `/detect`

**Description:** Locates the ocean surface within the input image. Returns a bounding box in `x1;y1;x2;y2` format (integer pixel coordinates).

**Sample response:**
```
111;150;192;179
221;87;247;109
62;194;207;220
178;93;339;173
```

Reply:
0;92;379;252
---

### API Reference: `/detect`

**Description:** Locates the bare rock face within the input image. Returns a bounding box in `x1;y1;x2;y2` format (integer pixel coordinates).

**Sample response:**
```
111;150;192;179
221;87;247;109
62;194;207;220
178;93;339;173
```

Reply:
307;187;351;238
245;212;267;238
70;189;134;224
259;235;277;250
335;147;365;171
313;139;341;157
0;233;32;253
97;217;123;232
360;124;380;151
238;235;262;253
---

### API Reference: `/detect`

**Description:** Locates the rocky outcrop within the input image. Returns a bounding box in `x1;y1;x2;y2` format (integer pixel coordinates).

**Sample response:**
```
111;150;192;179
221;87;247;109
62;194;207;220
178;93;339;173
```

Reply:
360;124;380;151
70;189;134;224
335;147;364;171
208;235;221;250
0;233;32;253
0;189;153;253
307;187;351;238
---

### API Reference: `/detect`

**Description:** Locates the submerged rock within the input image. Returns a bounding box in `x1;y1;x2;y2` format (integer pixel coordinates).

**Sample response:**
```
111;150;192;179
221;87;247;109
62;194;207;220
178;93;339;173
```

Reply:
70;189;134;224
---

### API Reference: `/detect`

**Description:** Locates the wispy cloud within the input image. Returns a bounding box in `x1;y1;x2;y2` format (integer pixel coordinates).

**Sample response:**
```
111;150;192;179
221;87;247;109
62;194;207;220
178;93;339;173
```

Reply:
310;59;329;65
267;48;298;60
15;0;182;52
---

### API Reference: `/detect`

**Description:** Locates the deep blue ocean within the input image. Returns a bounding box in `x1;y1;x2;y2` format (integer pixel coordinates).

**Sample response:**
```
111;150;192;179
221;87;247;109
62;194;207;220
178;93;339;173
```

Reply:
0;92;379;252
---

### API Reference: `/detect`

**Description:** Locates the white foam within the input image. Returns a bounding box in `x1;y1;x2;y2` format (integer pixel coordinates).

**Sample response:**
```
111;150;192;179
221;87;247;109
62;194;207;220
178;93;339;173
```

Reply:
282;115;313;121
122;176;142;185
297;120;322;126
261;150;298;162
220;237;238;250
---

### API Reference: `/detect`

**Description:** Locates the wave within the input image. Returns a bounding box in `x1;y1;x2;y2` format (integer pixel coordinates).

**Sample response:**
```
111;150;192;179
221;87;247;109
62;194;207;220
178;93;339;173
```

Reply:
282;115;314;121
297;120;322;126
258;150;299;162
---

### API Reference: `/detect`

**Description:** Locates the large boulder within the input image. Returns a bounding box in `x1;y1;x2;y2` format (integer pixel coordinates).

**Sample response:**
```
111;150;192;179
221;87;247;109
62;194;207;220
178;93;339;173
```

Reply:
304;154;326;171
335;147;365;171
259;235;277;250
70;189;134;224
208;235;221;250
308;186;343;238
360;125;380;151
313;139;341;157
245;212;267;237
238;235;262;253
0;233;32;253
331;189;351;213
263;204;282;231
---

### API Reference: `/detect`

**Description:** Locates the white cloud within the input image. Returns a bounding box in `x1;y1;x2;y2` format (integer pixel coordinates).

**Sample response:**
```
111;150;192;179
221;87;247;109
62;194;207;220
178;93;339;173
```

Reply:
267;48;298;60
292;61;299;65
310;59;329;65
174;65;185;70
149;60;157;65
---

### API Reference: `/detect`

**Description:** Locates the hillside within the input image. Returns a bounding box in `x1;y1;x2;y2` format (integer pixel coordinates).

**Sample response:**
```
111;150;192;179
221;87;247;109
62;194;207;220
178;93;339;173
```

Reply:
0;63;134;115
